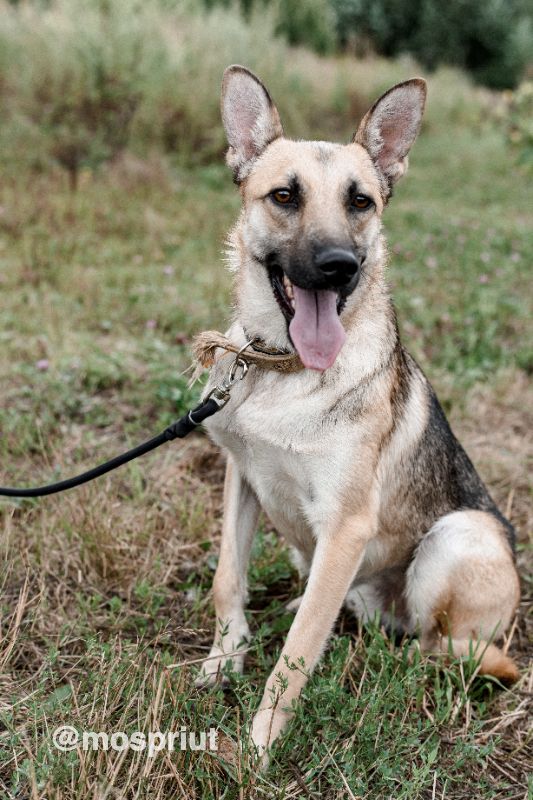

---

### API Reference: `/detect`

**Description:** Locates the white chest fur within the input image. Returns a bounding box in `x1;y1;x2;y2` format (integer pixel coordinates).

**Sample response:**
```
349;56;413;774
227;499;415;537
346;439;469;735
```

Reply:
202;325;381;542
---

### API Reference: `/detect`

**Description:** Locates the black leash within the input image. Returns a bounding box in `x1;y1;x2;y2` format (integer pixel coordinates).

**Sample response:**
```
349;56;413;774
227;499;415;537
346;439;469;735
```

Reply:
0;398;220;498
0;345;252;500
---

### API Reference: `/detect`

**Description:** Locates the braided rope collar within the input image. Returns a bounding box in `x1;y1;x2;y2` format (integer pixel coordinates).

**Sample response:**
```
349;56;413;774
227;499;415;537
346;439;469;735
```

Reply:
192;330;304;374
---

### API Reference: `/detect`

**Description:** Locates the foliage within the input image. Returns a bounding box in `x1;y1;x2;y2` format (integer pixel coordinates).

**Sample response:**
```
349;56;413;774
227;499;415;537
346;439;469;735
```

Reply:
273;0;336;54
0;0;161;188
503;81;533;169
331;0;532;89
0;0;325;183
204;0;337;54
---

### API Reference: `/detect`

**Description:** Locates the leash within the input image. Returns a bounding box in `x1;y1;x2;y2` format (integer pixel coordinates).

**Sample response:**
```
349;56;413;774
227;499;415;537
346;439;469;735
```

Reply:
0;336;271;499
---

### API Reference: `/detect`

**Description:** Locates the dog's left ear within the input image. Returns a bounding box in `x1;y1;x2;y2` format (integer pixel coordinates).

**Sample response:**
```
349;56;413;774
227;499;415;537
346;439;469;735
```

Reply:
221;65;284;182
354;78;427;189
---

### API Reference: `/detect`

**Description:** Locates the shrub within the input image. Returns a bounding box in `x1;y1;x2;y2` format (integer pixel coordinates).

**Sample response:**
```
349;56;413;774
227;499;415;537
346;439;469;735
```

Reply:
414;0;532;90
332;0;418;55
273;0;336;55
203;0;336;55
0;0;168;187
502;81;533;169
0;0;380;181
330;0;532;89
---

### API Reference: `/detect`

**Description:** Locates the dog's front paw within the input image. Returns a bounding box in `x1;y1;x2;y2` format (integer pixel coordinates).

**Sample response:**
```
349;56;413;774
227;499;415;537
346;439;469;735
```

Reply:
250;708;273;770
195;646;246;687
250;706;291;768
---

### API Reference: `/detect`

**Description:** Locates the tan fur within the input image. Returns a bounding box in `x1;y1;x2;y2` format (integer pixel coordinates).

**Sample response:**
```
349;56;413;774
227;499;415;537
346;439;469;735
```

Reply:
427;638;519;684
196;67;521;762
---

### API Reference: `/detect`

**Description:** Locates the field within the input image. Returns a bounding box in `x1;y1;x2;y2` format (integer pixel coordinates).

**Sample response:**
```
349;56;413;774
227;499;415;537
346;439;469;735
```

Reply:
0;22;531;800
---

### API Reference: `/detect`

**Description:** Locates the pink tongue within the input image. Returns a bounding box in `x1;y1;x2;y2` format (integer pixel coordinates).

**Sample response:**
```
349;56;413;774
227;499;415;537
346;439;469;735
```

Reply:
289;286;346;371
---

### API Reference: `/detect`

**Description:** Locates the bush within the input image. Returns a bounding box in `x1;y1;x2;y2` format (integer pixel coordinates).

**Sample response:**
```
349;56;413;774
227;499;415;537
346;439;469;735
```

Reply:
273;0;336;55
0;0;167;187
203;0;336;55
502;81;533;169
0;0;387;182
414;0;532;90
333;0;417;55
0;0;315;181
331;0;532;89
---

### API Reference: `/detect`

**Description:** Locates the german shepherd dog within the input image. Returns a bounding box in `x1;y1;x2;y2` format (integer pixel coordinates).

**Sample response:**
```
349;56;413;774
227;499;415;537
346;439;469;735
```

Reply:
197;66;520;758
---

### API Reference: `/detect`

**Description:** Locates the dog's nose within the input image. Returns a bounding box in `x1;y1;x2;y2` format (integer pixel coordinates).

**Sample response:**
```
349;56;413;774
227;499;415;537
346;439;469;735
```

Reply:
315;248;360;286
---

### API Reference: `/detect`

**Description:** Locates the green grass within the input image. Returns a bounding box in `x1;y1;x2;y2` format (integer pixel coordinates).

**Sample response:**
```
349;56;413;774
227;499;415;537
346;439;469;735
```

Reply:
0;69;531;798
387;126;531;388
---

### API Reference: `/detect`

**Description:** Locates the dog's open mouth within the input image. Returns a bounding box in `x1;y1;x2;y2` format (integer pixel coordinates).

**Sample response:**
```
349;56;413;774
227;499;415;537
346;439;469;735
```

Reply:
268;265;347;371
268;265;348;320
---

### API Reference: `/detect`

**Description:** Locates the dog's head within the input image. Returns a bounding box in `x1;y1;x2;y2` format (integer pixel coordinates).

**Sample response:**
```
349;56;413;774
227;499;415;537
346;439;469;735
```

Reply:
221;66;426;371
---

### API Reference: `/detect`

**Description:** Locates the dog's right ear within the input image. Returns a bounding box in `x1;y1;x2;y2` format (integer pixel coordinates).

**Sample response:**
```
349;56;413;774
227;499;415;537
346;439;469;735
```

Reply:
221;65;284;183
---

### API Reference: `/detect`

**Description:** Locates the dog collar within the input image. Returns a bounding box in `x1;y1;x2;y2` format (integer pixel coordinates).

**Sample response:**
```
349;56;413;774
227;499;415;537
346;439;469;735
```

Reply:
192;330;304;373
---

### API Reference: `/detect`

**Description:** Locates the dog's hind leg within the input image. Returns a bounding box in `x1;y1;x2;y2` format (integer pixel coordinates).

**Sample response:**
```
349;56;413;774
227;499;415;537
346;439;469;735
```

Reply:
344;582;383;623
406;510;520;682
196;457;260;685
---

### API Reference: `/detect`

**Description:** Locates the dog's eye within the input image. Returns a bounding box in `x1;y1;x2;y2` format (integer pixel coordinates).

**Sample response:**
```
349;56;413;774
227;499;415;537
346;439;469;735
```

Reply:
351;194;372;210
272;189;293;205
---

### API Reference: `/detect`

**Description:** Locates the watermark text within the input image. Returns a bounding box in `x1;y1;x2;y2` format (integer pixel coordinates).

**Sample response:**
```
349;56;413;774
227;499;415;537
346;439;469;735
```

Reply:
53;725;218;757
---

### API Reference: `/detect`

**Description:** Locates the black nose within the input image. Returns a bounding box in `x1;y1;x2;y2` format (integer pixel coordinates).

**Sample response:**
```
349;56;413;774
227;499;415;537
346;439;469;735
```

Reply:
315;248;360;286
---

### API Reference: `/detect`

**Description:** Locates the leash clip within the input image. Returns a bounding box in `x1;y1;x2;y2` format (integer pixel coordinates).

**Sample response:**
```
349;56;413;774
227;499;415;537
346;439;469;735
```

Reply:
205;337;257;408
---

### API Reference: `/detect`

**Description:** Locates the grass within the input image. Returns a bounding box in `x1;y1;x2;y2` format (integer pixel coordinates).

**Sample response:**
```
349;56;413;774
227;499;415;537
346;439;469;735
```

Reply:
0;61;531;798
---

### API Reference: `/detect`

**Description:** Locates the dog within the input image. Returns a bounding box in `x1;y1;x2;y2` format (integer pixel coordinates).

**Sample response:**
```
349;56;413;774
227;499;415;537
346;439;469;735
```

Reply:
196;65;520;759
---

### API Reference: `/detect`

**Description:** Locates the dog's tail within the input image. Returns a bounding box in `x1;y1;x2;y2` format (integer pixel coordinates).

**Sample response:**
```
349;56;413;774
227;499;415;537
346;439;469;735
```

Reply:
437;638;519;684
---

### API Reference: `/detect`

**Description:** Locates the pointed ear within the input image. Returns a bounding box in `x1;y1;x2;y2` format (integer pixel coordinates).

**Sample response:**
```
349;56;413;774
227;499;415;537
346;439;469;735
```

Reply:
221;65;284;182
354;78;426;191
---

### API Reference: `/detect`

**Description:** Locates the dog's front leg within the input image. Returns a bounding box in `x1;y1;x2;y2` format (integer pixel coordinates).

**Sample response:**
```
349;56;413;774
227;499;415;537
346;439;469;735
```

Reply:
251;510;375;759
196;456;260;685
